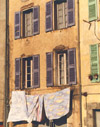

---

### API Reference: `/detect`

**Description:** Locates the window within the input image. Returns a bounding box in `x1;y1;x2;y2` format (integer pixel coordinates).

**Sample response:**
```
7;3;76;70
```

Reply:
94;110;100;127
23;57;33;88
45;0;75;32
14;6;40;39
90;44;100;82
15;55;40;89
54;0;67;30
46;48;76;87
57;52;68;85
88;0;97;21
23;9;33;37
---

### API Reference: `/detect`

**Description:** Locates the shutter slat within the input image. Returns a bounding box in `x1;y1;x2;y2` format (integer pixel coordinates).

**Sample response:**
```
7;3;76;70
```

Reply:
46;52;53;86
15;58;21;89
32;55;40;88
88;0;97;21
33;6;40;35
68;48;76;85
15;12;20;39
46;1;53;32
67;0;75;27
90;44;99;82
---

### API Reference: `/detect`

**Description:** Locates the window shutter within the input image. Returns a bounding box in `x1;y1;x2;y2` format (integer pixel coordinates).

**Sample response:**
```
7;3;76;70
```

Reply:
46;52;53;87
90;44;99;82
68;48;76;85
15;12;20;39
15;58;21;89
88;0;97;21
67;0;75;27
33;6;40;35
46;1;53;32
32;55;40;88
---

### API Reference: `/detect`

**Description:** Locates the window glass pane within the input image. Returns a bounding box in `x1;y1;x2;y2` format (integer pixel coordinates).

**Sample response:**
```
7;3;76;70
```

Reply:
27;74;31;80
59;54;64;84
27;59;31;66
27;81;31;87
27;67;31;73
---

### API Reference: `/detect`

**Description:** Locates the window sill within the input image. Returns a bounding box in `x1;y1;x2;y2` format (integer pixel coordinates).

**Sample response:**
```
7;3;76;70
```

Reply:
15;33;40;40
47;84;75;90
46;25;75;33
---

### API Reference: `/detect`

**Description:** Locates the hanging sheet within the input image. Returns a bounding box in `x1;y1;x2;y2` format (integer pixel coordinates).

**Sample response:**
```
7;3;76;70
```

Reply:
7;92;44;123
7;91;28;122
44;88;70;120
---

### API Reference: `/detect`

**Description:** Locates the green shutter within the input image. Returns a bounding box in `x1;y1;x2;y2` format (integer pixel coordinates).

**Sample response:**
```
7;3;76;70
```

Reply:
90;44;99;82
88;0;97;21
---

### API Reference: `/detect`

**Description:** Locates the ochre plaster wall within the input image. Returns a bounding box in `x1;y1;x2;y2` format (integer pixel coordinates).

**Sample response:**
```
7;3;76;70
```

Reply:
80;0;100;127
9;0;80;127
0;0;6;122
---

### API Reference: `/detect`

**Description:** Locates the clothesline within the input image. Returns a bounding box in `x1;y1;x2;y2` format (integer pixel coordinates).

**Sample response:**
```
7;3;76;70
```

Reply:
7;88;70;123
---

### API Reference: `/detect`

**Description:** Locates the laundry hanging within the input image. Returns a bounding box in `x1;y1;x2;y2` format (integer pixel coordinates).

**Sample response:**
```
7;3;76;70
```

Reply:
7;91;44;123
7;88;70;123
7;91;28;122
26;95;44;123
26;95;39;123
44;88;70;120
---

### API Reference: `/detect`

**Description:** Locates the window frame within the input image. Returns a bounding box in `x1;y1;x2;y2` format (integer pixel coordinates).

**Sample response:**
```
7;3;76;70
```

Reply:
54;0;68;30
54;48;76;86
14;5;40;39
22;57;33;88
93;109;100;127
56;51;68;85
15;55;40;90
46;0;75;32
22;8;34;37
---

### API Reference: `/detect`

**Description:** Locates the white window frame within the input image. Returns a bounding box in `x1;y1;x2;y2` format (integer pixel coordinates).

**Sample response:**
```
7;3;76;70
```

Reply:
55;0;67;30
57;52;68;85
23;57;33;88
23;8;33;37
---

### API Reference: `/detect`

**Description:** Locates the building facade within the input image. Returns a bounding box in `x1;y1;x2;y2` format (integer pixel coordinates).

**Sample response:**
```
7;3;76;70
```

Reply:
8;0;81;127
0;0;8;127
80;0;100;127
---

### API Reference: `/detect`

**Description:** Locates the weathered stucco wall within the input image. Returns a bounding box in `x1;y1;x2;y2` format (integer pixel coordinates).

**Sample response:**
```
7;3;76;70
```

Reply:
0;0;6;122
80;0;100;127
9;0;80;127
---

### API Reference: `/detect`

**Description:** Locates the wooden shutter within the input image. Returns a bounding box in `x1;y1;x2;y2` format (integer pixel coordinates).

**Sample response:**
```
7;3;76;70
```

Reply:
68;48;76;85
90;44;99;82
15;12;20;39
33;6;40;35
46;1;53;32
46;52;53;86
15;58;21;89
88;0;97;21
32;55;40;88
67;0;75;27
